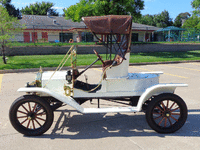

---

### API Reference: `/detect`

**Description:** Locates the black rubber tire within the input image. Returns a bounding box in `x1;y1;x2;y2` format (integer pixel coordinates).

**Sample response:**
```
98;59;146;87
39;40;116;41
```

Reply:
146;93;188;133
9;95;54;136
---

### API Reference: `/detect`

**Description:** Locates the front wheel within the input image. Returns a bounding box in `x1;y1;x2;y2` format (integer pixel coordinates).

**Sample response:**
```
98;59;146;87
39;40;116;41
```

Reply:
9;95;54;136
146;93;187;133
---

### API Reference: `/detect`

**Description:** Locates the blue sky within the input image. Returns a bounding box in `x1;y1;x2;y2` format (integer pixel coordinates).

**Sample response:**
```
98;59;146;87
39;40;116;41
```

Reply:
11;0;194;21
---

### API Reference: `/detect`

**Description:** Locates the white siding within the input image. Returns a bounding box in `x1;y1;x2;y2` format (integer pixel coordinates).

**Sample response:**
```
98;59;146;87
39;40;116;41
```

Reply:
10;33;24;42
73;32;78;42
48;32;59;42
138;32;145;42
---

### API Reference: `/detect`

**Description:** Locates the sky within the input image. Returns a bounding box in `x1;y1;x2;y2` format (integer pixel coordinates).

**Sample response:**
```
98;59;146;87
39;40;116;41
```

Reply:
11;0;195;21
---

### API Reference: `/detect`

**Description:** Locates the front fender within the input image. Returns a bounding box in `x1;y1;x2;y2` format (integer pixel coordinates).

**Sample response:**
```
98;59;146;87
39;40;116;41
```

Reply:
136;83;188;111
17;88;84;113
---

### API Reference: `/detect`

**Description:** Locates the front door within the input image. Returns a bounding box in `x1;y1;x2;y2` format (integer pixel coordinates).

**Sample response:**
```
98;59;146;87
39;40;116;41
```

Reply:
23;32;30;43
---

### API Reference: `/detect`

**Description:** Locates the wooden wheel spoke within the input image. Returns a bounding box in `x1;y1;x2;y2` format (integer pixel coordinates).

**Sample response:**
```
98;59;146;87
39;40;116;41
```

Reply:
35;106;42;113
28;102;32;112
168;117;173;126
32;103;37;112
171;107;180;112
154;115;162;120
27;120;31;128
32;120;35;129
158;117;165;126
166;100;169;109
36;111;46;116
35;119;42;127
160;102;166;111
17;110;27;115
17;116;27;119
164;117;167;127
171;113;180;115
169;102;176;109
170;116;178;122
20;118;28;125
21;104;29;113
155;106;163;112
36;117;46;122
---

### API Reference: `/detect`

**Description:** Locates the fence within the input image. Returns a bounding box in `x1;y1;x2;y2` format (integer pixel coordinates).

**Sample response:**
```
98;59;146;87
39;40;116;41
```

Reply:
155;28;200;42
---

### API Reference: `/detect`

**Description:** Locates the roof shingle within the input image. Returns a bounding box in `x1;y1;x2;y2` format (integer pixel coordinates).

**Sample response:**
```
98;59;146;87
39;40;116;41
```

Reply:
20;15;161;31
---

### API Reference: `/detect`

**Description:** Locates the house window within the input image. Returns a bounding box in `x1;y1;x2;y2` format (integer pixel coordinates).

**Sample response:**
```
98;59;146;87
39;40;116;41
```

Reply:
23;32;30;43
59;33;73;42
81;32;94;42
132;33;138;42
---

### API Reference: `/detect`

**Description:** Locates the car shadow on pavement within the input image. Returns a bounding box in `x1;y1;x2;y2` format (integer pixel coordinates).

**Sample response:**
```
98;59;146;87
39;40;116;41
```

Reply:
27;109;200;139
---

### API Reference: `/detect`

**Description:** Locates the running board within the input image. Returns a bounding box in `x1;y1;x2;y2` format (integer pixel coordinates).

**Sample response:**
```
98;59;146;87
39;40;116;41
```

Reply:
83;107;139;114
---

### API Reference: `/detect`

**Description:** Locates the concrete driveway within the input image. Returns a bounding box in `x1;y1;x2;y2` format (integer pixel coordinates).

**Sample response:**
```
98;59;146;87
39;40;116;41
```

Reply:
0;62;200;150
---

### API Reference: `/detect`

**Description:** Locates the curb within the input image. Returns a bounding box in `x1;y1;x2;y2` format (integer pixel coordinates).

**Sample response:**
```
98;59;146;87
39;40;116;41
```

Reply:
1;60;200;74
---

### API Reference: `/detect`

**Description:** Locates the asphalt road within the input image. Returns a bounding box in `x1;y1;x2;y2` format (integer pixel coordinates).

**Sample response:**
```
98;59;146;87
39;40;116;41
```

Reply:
0;62;200;150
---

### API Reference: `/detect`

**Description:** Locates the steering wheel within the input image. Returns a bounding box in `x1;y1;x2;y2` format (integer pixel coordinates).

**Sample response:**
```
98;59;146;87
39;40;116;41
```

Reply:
93;50;105;65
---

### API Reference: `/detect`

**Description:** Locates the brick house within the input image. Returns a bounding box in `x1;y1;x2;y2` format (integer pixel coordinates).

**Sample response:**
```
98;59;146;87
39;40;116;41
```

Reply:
14;15;161;43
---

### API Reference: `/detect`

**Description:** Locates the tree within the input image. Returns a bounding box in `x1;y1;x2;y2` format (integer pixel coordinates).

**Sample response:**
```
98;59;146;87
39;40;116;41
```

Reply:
192;0;200;15
134;10;173;28
0;6;24;64
133;14;156;26
21;1;59;16
182;15;200;29
0;0;20;18
174;12;191;27
154;10;173;28
64;0;144;22
182;0;200;29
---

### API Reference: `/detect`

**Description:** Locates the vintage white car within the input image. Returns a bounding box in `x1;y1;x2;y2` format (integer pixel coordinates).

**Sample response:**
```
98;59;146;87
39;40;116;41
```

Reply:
9;15;188;136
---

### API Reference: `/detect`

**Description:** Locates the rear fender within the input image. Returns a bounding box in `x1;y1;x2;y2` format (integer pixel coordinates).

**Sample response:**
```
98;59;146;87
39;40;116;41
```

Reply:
17;88;84;113
136;83;188;111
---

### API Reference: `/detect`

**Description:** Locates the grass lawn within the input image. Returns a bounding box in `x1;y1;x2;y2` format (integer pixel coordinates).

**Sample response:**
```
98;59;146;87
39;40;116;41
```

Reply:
1;50;200;70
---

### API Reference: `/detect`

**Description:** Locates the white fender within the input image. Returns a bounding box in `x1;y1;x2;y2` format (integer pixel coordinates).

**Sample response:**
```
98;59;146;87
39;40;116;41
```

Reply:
17;88;84;113
136;83;188;111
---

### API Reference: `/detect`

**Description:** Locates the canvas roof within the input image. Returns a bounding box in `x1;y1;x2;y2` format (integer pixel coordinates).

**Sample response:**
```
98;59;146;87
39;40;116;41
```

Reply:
82;15;132;34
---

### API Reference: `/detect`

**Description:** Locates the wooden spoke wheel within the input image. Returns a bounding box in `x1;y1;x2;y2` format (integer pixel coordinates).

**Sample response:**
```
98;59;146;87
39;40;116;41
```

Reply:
146;93;187;133
9;95;54;136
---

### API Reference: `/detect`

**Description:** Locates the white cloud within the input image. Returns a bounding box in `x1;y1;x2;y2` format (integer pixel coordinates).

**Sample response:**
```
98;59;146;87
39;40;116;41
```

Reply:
52;7;64;10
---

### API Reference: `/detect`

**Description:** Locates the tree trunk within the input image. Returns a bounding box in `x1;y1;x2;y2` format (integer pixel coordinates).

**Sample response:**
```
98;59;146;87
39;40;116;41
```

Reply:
2;45;6;64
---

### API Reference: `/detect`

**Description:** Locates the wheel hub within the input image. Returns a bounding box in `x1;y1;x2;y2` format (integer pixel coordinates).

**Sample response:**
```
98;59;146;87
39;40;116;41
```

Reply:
27;112;36;120
163;110;171;118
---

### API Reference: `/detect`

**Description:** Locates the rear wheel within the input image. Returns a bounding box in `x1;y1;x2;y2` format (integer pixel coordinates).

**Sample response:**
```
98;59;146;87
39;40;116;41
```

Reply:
9;95;54;136
146;93;187;133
